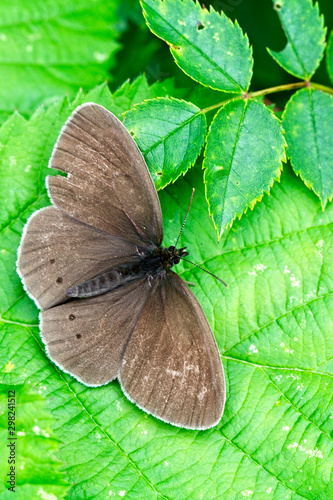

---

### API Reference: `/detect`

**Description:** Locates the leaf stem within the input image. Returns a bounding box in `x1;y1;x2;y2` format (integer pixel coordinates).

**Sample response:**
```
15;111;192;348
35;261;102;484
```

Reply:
200;80;333;114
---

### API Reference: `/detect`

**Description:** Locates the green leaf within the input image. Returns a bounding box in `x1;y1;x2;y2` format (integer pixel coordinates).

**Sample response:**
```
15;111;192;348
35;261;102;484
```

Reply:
326;30;333;85
0;383;69;498
0;0;122;124
1;84;333;498
140;0;253;93
124;97;206;189
267;0;326;79
203;98;286;237
283;88;333;209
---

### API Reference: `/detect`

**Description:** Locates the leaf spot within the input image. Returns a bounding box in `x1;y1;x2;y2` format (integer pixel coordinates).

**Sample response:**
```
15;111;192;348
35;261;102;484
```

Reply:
290;274;300;287
248;344;258;354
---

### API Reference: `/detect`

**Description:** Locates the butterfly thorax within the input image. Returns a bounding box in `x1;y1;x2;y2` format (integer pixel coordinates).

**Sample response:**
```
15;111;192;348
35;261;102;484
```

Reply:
67;245;189;299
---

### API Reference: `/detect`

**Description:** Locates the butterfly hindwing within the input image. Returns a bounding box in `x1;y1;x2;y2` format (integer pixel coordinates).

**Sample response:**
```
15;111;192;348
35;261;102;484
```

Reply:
120;272;225;429
40;278;153;386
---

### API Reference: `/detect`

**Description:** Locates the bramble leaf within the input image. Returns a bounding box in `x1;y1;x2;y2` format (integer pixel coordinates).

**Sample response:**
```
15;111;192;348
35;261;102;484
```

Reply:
203;98;286;237
124;97;206;189
141;0;253;93
267;0;326;79
283;88;333;209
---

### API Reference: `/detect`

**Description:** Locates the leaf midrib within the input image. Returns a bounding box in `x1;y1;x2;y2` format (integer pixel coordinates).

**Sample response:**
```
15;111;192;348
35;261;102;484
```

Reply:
138;110;203;157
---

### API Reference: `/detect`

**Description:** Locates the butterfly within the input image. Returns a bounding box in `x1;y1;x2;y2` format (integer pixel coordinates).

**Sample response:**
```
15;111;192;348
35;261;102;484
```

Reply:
17;103;225;429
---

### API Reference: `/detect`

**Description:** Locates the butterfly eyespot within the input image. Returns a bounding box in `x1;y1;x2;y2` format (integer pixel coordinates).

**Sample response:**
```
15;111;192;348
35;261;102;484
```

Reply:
76;334;81;339
69;314;76;321
50;258;55;264
56;277;63;284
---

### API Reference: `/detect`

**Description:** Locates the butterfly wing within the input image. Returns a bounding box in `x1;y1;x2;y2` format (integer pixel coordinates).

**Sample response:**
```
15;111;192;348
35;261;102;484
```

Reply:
40;278;152;386
47;103;163;246
17;207;143;310
120;272;225;430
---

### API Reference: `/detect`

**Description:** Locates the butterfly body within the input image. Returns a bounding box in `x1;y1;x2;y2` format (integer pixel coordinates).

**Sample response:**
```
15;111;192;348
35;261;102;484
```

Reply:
17;103;226;430
68;245;189;299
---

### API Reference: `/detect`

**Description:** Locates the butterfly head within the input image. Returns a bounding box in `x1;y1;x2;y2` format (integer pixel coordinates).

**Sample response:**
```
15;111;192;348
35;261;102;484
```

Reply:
165;245;189;267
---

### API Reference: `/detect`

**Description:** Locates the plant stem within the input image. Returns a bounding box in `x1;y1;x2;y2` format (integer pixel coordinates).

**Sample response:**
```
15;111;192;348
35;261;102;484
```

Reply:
310;82;333;95
200;80;333;115
249;81;306;98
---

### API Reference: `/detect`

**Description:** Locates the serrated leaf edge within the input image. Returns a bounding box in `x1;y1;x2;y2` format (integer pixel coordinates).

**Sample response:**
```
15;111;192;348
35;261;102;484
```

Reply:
203;99;287;239
282;87;333;210
267;0;327;80
123;95;207;190
140;0;253;93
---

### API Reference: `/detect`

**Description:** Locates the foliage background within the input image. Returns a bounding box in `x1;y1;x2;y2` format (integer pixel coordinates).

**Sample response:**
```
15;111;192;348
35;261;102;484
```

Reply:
0;0;333;499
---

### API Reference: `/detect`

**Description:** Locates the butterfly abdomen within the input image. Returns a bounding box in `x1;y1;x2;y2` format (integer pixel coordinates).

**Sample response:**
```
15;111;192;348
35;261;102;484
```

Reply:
66;256;159;299
67;266;139;299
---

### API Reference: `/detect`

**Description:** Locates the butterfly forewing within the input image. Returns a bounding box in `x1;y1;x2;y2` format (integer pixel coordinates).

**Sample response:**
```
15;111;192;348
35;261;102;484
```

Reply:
47;104;163;246
17;206;143;310
120;272;225;430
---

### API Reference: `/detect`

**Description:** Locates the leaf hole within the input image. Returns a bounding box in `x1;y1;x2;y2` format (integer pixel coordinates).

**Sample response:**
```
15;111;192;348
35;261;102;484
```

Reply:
156;171;163;176
197;22;206;31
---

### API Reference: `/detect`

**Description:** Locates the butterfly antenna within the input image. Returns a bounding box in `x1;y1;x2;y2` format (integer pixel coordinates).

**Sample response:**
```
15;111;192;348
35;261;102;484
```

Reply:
180;257;228;288
174;188;195;249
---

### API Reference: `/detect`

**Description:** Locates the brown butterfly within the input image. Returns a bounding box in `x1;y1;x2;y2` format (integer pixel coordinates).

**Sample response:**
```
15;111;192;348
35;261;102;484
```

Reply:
17;104;225;429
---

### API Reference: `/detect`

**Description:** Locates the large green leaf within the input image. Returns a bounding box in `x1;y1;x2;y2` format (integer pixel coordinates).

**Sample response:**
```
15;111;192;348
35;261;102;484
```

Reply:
203;98;286;237
267;0;326;79
141;0;253;93
0;383;69;499
124;97;206;189
283;88;333;209
0;0;121;124
0;84;332;498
